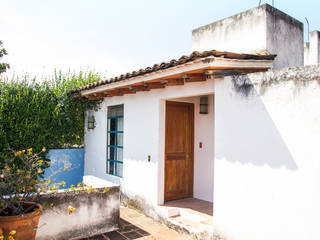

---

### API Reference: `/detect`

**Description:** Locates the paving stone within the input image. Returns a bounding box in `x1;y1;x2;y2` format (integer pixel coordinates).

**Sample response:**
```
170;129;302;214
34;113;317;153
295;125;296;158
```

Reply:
105;231;128;240
74;207;186;240
120;218;133;227
122;231;144;239
119;224;140;233
88;234;108;239
136;229;150;236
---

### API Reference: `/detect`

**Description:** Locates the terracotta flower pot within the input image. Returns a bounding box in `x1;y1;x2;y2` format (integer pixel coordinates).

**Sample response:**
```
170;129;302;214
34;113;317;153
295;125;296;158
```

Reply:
0;202;42;240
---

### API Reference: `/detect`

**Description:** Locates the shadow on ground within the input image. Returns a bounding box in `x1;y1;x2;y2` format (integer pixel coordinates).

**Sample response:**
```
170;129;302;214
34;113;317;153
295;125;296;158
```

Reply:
78;218;151;240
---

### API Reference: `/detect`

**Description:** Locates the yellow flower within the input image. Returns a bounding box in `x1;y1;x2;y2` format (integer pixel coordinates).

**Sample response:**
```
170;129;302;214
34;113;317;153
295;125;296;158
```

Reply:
16;151;22;156
61;181;66;187
68;205;75;215
27;148;32;152
22;150;25;153
8;236;14;240
0;235;3;240
17;169;21;174
9;230;16;235
0;174;4;179
37;160;43;165
104;187;110;193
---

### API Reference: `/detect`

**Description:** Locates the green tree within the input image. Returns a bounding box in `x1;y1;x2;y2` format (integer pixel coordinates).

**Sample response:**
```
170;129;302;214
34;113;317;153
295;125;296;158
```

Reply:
0;40;9;74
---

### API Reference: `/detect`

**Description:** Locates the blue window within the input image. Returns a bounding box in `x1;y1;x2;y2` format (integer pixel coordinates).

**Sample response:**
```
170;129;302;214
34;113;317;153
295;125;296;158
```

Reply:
107;105;124;177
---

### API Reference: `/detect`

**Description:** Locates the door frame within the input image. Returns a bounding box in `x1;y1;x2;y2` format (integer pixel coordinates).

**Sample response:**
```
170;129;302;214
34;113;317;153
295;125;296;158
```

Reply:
164;100;194;202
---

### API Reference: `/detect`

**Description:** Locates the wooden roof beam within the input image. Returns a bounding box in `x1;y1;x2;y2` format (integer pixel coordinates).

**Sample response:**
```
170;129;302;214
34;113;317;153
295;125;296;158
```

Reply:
85;95;102;100
204;69;244;78
146;82;166;89
131;84;150;92
182;73;206;82
119;87;136;94
105;89;124;97
164;78;184;86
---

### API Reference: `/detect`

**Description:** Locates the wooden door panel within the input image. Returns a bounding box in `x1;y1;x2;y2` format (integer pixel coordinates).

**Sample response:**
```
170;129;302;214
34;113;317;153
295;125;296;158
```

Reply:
165;101;194;201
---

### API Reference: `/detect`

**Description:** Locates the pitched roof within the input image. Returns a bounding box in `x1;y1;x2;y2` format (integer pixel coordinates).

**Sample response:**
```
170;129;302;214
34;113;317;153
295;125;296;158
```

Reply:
75;49;276;93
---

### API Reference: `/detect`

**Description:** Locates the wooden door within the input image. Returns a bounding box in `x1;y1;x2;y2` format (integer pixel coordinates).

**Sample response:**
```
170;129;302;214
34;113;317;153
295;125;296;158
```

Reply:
165;101;194;201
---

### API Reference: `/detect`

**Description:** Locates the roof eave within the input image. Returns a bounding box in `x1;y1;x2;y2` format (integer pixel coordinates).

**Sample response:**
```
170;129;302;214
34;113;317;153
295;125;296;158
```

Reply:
80;56;273;96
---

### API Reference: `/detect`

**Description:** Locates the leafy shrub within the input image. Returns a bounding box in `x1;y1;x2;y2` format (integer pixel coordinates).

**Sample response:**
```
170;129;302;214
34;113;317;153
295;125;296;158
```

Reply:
0;148;47;216
0;70;101;157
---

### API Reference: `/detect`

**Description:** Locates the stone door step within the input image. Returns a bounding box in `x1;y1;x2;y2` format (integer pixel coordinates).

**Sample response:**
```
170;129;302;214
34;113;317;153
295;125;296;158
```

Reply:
166;207;213;236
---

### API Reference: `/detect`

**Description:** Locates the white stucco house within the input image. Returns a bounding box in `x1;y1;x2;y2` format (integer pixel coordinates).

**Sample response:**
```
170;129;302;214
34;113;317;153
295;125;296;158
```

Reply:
75;4;320;240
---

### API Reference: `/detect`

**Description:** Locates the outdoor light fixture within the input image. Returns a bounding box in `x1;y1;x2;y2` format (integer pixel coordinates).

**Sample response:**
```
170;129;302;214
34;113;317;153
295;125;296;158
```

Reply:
200;96;209;114
87;115;96;130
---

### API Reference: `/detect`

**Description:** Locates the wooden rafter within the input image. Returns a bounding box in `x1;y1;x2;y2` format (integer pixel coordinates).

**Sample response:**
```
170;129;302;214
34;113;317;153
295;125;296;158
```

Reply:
131;84;150;92
182;73;206;82
105;89;124;97
83;72;210;99
145;82;166;89
165;78;184;86
119;87;136;94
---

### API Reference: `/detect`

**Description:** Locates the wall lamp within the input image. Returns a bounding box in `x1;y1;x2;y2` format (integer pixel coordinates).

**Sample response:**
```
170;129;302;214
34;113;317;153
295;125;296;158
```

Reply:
87;115;96;130
200;96;209;114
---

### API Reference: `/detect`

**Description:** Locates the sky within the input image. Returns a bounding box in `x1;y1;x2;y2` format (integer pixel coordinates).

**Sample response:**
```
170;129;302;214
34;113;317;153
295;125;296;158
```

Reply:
1;0;320;78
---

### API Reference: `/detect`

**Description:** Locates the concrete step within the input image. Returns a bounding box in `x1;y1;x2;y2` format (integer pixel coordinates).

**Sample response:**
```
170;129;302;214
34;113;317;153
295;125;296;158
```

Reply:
167;207;213;236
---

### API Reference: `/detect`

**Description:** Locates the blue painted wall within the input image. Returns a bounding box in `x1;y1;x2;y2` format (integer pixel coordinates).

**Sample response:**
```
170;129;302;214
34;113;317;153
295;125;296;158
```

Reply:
43;148;84;189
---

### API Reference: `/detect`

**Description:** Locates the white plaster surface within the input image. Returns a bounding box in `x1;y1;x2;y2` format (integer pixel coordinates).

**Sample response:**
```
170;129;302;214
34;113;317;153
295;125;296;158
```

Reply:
191;4;303;69
304;31;320;66
213;70;320;240
84;79;215;206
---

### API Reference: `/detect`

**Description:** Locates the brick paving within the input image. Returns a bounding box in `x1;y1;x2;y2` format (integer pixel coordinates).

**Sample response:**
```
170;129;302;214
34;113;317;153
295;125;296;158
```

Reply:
77;206;188;240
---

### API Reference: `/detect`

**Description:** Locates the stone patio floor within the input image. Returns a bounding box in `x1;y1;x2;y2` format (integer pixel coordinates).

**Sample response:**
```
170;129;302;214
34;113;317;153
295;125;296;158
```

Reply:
77;206;190;240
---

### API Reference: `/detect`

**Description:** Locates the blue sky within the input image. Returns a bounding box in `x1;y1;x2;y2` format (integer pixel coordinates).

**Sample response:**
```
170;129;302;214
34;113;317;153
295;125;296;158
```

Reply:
1;0;319;78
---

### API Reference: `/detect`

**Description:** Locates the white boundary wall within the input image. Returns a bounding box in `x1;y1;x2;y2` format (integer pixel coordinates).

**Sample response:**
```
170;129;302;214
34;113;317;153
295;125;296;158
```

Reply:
214;66;320;240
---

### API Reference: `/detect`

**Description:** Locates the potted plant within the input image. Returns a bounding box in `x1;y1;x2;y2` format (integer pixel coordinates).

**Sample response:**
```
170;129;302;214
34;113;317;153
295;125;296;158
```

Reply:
0;148;47;240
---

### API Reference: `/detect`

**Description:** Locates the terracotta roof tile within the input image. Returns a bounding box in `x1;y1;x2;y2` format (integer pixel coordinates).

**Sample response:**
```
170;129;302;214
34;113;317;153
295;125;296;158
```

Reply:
75;49;276;92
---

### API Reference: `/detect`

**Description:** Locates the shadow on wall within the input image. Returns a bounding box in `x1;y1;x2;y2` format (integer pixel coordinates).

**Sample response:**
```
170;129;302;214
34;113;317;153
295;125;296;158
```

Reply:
215;75;297;170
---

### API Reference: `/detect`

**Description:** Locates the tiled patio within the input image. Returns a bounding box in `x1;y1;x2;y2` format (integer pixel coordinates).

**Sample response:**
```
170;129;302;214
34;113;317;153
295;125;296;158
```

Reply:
75;206;188;240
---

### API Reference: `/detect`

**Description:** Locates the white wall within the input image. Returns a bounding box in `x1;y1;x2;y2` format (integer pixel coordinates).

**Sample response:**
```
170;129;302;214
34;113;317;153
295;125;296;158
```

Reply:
171;95;214;202
84;79;214;206
214;66;320;240
304;31;320;66
192;4;303;69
